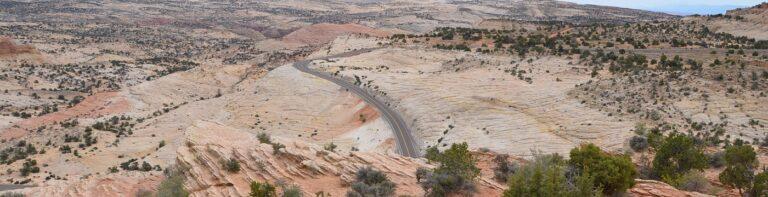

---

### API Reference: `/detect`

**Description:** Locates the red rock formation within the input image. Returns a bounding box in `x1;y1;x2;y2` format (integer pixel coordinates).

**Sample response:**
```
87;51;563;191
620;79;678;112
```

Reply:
282;23;391;46
0;37;36;56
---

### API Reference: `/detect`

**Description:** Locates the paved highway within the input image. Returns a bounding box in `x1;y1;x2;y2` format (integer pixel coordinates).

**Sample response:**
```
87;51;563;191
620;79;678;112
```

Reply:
293;49;420;157
0;184;32;192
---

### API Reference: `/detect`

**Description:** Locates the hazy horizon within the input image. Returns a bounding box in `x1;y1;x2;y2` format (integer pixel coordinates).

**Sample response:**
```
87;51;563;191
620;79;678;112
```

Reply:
562;0;765;15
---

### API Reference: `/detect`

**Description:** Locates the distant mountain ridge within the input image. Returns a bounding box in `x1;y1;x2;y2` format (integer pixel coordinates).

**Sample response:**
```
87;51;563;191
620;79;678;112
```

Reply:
648;5;748;15
688;2;768;40
0;0;679;36
453;0;679;24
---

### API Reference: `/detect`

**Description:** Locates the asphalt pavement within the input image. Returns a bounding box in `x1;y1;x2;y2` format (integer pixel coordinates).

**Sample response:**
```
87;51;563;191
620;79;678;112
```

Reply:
293;49;420;157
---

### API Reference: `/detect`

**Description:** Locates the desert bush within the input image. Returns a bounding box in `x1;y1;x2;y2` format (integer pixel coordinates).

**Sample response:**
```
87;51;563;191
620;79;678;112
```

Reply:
492;154;517;183
503;154;601;197
677;171;710;193
431;143;480;180
346;167;396;197
157;165;189;197
418;171;475;197
136;189;154;197
224;158;240;173
719;144;757;195
653;134;707;184
141;161;153;171
416;167;429;182
423;146;440;163
708;151;726;168
629;135;649;152
637;163;655;180
569;143;636;195
324;142;337;152
504;144;635;196
634;123;647;135
250;181;277;197
271;143;285;154
504;154;568;196
281;185;303;197
723;145;757;167
19;159;39;176
646;129;664;149
751;171;768;196
417;143;479;196
258;133;271;144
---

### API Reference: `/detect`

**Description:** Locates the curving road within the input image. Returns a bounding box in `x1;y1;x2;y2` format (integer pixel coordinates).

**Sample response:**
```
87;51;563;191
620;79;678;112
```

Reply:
293;49;420;158
0;184;32;192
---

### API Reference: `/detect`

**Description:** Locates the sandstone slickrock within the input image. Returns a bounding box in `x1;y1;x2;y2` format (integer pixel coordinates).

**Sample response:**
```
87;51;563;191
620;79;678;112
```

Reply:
312;46;634;157
177;121;504;196
629;179;712;197
9;173;162;197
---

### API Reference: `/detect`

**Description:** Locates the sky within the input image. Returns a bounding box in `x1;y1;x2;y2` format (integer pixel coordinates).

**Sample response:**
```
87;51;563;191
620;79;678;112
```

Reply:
562;0;765;15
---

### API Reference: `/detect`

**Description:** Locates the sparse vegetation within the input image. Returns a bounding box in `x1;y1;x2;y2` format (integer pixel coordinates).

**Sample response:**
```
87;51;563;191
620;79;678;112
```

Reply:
677;171;710;193
281;185;303;197
719;144;758;195
250;181;277;197
157;165;190;197
271;143;286;155
258;133;272;144
346;167;396;197
504;144;636;196
418;143;479;196
1;1;766;195
708;151;726;168
751;171;768;196
492;154;517;183
629;135;649;152
324;142;337;152
652;134;707;188
223;158;241;173
503;153;600;197
569;143;637;194
19;159;40;176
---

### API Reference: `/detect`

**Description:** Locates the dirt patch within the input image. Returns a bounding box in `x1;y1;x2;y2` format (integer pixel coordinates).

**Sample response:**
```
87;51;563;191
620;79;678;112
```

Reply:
0;37;37;56
1;92;130;140
350;100;380;126
377;138;396;150
282;23;391;46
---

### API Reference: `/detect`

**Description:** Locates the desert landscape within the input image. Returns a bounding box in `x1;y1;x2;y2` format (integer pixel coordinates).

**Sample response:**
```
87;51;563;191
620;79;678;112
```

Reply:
0;0;767;197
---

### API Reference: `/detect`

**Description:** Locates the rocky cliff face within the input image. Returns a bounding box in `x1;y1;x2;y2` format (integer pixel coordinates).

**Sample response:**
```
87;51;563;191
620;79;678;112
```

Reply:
176;121;504;196
7;121;504;196
8;173;162;197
